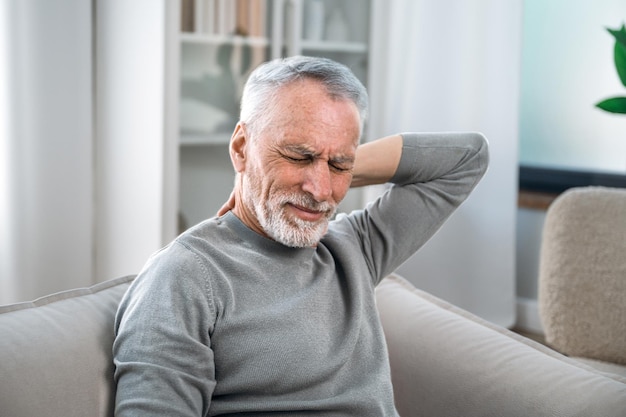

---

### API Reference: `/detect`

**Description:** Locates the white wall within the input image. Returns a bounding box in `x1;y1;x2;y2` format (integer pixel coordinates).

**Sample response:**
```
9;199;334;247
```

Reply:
0;0;94;304
519;0;626;173
515;207;546;333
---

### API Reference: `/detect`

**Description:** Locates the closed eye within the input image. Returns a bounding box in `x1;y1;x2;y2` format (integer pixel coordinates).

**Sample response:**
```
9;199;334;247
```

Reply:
281;147;353;172
329;156;354;173
329;162;352;173
284;154;312;163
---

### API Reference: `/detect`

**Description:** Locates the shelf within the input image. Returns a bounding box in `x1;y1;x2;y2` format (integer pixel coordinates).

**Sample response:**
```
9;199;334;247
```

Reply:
180;32;270;48
518;189;559;211
180;131;231;146
300;40;368;54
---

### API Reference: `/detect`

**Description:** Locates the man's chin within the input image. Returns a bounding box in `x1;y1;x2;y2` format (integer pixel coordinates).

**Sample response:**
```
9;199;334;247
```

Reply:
271;220;329;248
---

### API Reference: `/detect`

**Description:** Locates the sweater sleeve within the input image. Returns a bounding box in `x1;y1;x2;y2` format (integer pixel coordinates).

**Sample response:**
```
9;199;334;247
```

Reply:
349;131;489;283
112;241;216;417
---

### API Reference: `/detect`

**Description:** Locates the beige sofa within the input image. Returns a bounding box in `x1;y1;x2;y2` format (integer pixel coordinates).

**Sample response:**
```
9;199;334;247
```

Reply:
1;273;625;417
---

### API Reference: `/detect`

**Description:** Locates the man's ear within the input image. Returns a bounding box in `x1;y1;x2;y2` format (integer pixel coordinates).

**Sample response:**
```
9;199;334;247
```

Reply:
229;122;248;173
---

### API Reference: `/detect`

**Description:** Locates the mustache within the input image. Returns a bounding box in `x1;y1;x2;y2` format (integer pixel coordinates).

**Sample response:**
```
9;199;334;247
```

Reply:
282;194;335;214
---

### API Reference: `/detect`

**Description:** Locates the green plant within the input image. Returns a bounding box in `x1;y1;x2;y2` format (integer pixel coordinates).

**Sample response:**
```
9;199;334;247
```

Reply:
596;23;626;114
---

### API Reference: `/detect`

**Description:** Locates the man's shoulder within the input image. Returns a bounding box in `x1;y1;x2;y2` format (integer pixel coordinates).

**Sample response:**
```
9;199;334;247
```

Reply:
177;214;242;244
151;216;235;265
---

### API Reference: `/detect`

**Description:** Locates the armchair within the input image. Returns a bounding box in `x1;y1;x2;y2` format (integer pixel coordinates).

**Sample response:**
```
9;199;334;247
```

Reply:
538;186;626;372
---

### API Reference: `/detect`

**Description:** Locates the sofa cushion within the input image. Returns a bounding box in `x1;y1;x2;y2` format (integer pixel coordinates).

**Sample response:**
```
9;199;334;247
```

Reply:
376;274;626;417
0;276;134;417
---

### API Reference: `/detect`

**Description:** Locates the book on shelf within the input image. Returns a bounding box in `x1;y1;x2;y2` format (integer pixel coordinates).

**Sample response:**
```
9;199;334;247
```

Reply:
238;0;266;37
182;0;266;37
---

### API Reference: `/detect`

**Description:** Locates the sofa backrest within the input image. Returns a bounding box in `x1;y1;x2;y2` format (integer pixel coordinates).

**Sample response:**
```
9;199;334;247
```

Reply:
377;274;626;417
0;276;134;417
2;273;625;417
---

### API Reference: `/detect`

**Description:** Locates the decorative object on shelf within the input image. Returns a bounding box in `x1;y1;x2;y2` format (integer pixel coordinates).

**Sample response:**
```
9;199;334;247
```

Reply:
596;23;626;115
325;5;349;42
181;41;253;135
179;99;230;136
304;0;325;41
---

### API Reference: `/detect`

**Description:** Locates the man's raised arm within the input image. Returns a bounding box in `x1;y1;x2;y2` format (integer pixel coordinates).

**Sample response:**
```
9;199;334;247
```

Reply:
350;134;404;188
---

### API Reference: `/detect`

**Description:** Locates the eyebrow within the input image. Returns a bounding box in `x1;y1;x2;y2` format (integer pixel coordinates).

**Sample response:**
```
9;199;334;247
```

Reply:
283;144;355;164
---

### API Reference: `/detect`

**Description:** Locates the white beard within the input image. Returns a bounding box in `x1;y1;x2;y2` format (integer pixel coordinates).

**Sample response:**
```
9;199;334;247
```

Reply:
243;173;336;248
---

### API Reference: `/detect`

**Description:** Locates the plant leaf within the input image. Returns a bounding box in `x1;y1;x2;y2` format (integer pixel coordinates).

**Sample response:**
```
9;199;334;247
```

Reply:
607;24;626;87
607;24;626;48
596;96;626;114
613;36;626;87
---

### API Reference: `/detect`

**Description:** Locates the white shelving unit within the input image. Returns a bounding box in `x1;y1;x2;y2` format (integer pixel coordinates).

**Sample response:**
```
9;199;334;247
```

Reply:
177;0;372;229
301;40;368;53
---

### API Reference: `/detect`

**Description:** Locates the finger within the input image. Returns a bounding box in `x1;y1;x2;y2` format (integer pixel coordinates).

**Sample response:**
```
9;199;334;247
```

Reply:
217;191;236;216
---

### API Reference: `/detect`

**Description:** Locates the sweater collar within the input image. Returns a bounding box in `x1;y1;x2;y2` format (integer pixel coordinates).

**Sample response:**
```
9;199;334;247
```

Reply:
222;211;317;257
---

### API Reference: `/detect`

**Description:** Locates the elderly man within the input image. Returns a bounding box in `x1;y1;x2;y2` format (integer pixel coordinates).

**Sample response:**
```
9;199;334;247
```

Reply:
113;56;488;416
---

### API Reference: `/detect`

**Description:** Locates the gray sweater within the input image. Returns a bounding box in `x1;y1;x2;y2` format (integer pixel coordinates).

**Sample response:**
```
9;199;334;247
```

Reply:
113;132;489;416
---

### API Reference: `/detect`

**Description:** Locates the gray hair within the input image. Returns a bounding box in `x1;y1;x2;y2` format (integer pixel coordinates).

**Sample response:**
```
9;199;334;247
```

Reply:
239;56;368;136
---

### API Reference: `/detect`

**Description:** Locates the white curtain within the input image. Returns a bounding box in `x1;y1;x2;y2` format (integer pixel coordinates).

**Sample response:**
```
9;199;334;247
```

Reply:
0;0;177;304
368;0;523;327
0;0;94;304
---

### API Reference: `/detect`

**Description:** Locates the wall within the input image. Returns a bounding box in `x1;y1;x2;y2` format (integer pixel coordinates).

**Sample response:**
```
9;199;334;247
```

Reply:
515;207;546;333
520;0;626;173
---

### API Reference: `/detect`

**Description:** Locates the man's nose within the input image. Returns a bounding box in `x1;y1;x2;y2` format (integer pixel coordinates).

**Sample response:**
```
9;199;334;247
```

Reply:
302;161;332;202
